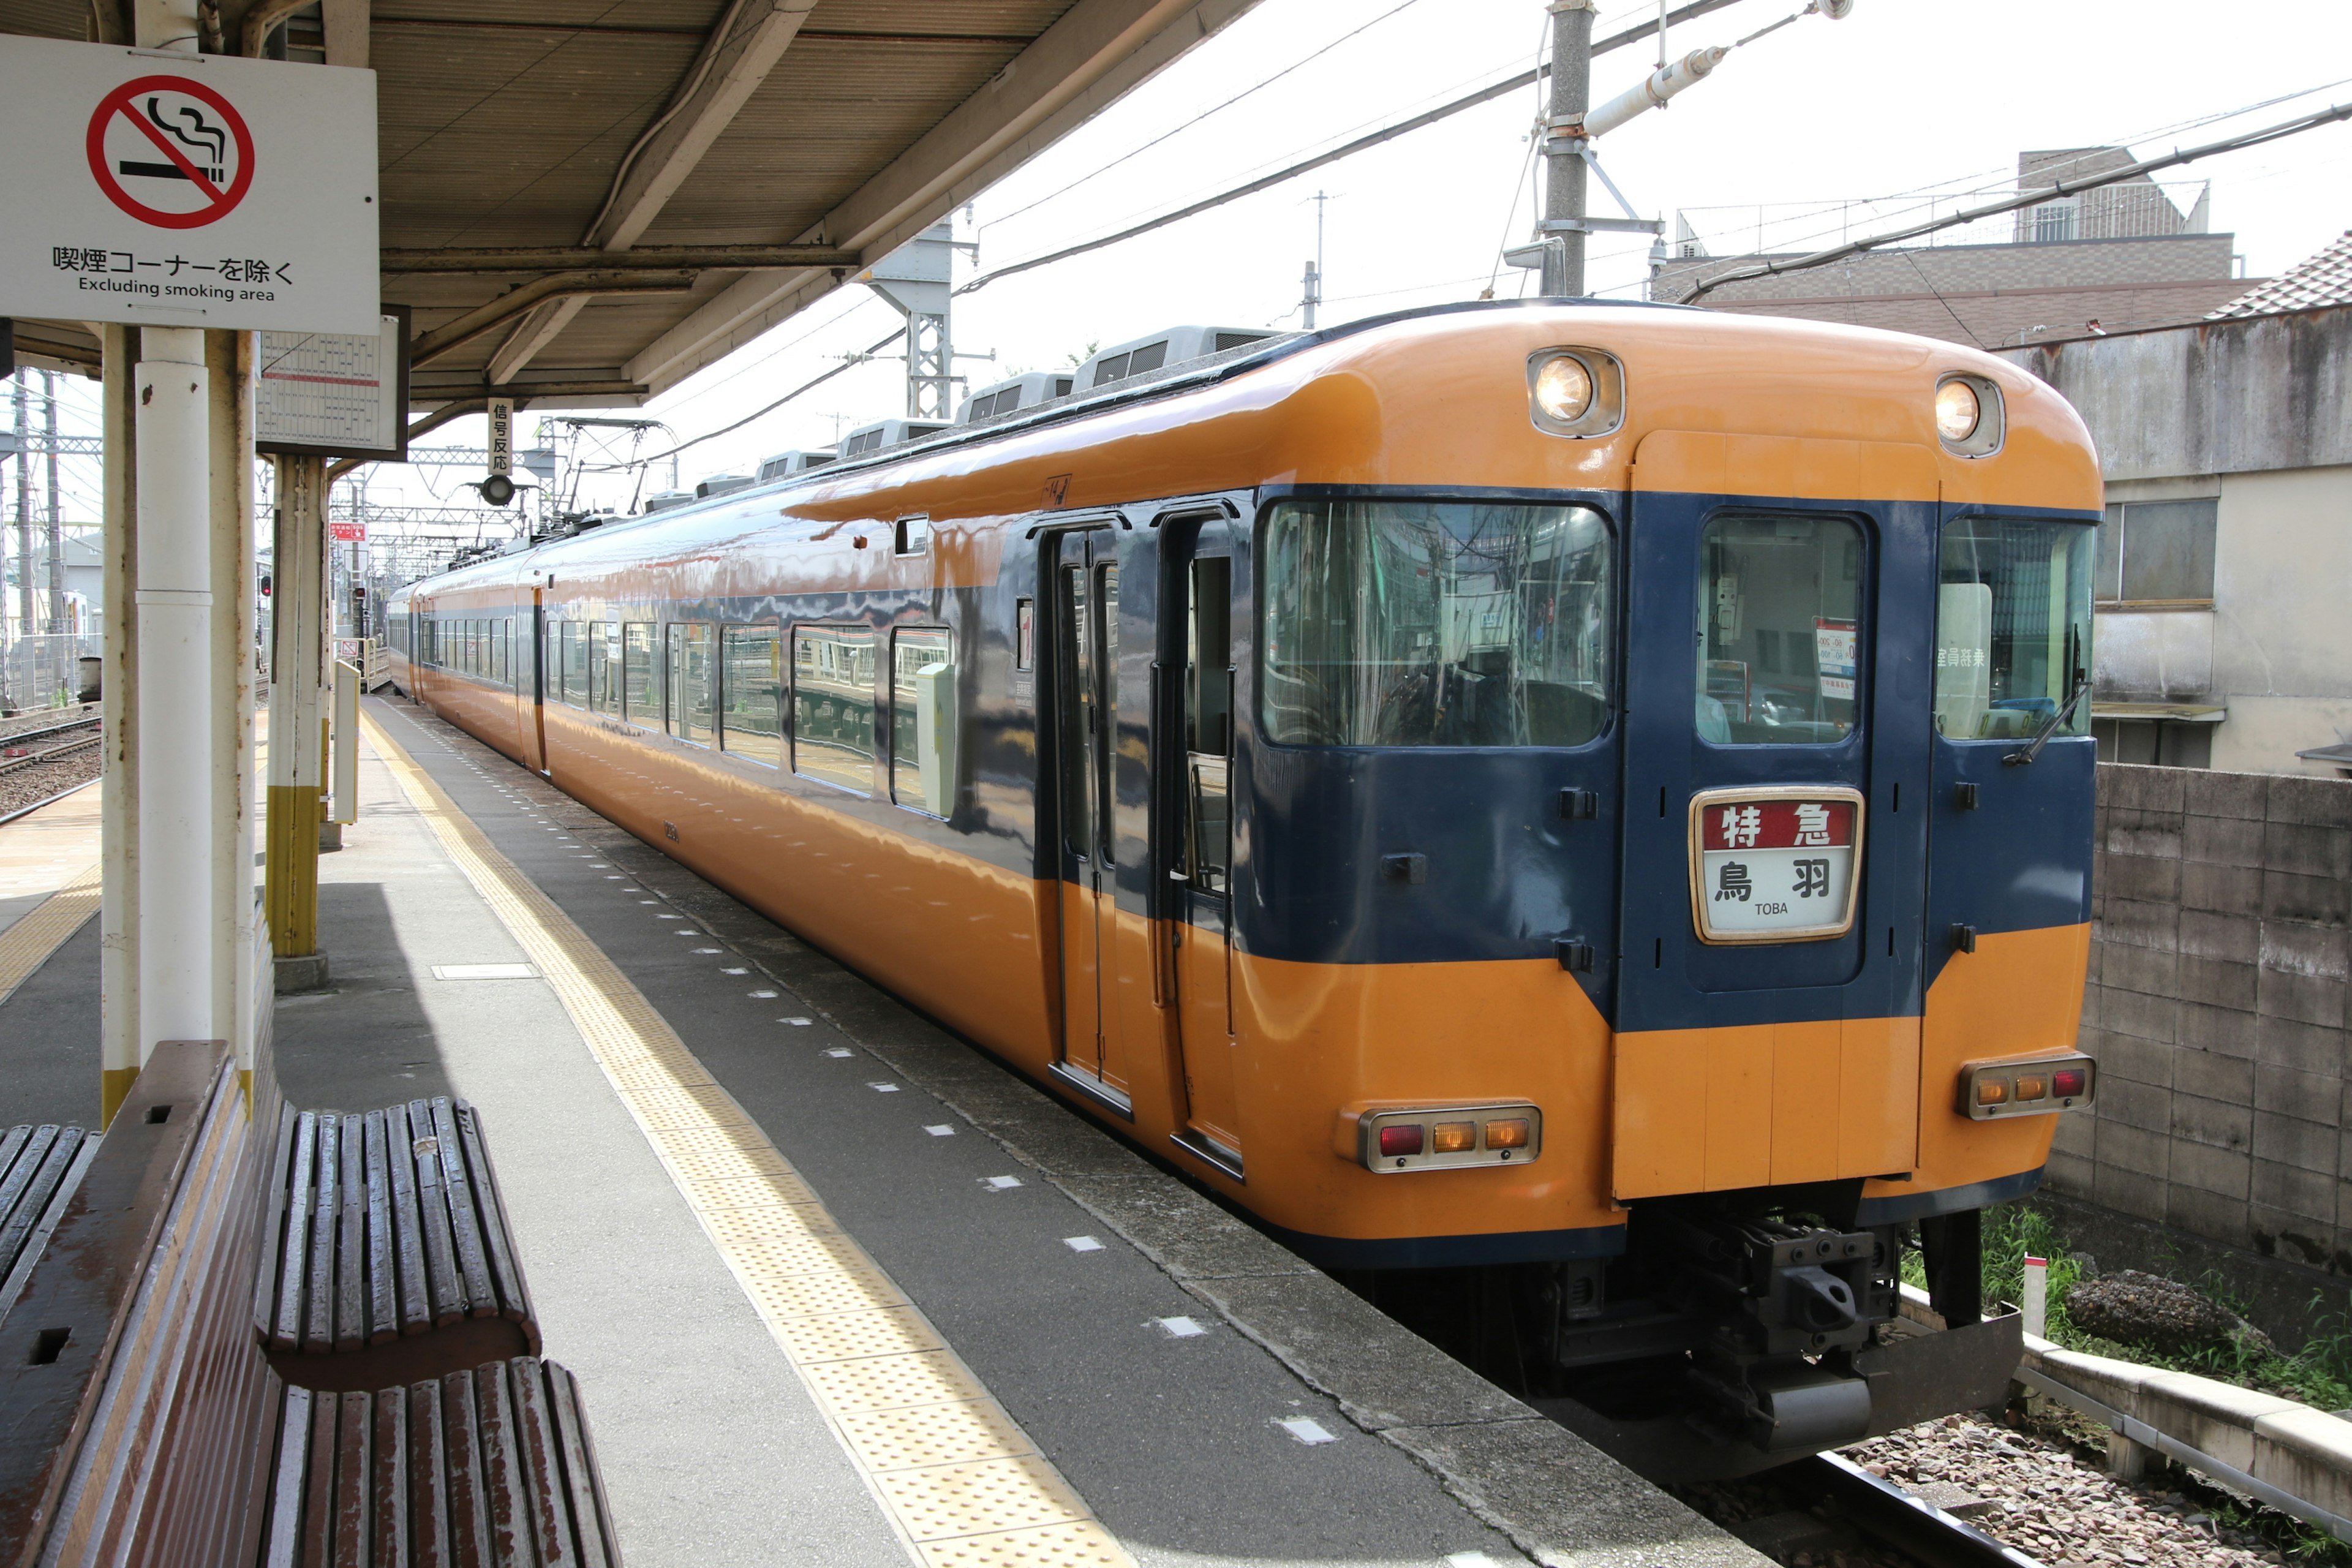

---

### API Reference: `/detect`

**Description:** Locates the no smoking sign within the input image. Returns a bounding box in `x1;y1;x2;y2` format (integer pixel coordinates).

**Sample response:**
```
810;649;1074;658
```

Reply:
0;36;377;333
88;77;257;229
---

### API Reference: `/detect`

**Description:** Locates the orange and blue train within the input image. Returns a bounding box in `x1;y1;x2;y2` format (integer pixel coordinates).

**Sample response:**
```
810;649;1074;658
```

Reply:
386;299;2101;1471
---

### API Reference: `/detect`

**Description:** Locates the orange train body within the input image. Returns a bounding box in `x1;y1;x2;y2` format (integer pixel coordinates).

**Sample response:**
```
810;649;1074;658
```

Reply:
386;301;2100;1456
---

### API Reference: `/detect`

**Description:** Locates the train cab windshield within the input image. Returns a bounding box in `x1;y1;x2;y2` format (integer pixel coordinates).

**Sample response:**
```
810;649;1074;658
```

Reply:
1934;518;2095;742
1259;499;1611;748
1695;513;1863;745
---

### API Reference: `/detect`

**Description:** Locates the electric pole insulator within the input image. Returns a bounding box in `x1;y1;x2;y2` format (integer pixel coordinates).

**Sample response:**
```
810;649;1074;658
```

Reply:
1581;45;1728;140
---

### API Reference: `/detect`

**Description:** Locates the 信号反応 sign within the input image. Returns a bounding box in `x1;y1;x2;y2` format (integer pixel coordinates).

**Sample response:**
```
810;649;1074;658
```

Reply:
0;36;377;333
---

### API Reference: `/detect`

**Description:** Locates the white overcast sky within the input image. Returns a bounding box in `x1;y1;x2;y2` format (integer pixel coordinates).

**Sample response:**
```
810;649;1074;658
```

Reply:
21;0;2352;538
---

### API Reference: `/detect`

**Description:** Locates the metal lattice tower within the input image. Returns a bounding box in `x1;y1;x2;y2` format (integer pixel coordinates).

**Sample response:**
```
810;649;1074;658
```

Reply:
859;222;957;420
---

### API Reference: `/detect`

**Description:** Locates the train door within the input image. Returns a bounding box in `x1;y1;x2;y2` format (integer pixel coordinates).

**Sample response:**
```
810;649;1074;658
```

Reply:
1162;517;1242;1170
1049;527;1129;1104
1612;439;1935;1202
529;587;550;775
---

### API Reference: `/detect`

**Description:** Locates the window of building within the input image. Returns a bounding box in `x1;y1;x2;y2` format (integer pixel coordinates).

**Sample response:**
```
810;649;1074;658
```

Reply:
1694;514;1863;745
622;624;657;727
1261;499;1611;747
793;626;877;794
2097;497;2216;605
889;627;954;815
2032;199;2078;243
1935;518;2094;741
2092;718;2212;769
721;625;783;767
666;623;715;743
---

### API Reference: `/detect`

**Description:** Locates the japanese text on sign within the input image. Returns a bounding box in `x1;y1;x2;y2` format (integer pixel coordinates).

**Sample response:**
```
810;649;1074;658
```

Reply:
1695;795;1860;942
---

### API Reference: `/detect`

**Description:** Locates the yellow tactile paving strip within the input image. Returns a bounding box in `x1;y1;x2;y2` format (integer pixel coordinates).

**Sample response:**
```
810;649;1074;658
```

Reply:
363;711;1130;1568
0;861;101;1009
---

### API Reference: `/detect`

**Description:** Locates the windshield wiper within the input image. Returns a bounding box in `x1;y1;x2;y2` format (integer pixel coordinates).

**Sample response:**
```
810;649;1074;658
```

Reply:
2004;676;2090;766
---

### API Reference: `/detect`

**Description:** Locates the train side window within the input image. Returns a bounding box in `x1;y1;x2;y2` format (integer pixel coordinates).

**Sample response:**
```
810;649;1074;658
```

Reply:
586;624;606;712
1936;518;2094;741
720;625;783;767
666;623;715;744
889;627;955;817
493;618;508;688
557;624;586;706
1182;558;1233;890
792;626;878;795
1261;500;1611;747
622;624;658;728
1695;514;1863;745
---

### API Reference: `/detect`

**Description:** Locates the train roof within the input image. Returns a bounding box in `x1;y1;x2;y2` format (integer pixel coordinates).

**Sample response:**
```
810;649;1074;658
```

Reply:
398;296;2099;602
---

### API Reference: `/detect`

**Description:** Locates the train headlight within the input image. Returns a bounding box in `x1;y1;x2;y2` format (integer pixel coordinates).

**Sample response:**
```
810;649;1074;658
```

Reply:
1526;348;1624;437
1534;355;1594;423
1959;1054;2095;1120
1933;374;2004;456
1934;380;1980;442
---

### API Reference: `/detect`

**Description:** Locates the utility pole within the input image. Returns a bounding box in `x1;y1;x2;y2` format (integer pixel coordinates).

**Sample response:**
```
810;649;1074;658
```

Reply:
43;371;64;674
1540;0;1597;297
10;372;28;647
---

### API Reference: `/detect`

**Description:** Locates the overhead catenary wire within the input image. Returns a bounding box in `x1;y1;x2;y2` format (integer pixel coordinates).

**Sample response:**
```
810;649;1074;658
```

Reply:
981;0;1430;236
1678;97;2352;303
582;327;907;472
956;0;1749;298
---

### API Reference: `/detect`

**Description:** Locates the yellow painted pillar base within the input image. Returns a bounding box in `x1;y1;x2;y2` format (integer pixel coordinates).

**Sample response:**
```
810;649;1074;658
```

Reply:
265;782;323;957
100;1066;140;1129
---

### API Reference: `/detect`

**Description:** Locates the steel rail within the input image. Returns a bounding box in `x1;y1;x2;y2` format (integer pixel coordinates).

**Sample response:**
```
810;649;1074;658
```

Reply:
0;736;101;780
0;774;100;827
1787;1451;2045;1568
0;716;101;752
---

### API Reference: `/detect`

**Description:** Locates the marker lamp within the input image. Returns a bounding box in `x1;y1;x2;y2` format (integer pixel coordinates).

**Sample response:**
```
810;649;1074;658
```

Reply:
1356;1104;1542;1172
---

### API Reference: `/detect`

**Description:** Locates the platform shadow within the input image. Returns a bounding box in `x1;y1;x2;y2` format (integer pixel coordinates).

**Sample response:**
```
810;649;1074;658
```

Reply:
271;879;456;1112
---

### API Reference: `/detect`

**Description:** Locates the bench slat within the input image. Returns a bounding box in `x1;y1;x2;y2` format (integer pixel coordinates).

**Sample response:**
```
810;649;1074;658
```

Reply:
0;1127;81;1288
340;1114;371;1352
382;1106;433;1338
262;1384;310;1568
508;1357;580;1568
266;1109;309;1352
374;1377;411;1566
408;1380;451;1568
432;1099;498;1321
363;1110;398;1344
333;1390;371;1568
456;1104;530;1324
306;1114;339;1352
547;1360;619;1568
440;1370;494;1568
473;1359;533;1567
407;1099;466;1328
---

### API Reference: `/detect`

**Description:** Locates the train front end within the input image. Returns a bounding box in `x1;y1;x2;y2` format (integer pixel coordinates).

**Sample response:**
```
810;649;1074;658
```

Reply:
1227;304;2104;1474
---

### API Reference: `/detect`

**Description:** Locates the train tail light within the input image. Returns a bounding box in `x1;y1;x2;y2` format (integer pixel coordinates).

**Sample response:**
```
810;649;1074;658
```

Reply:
1357;1105;1542;1172
1959;1055;2095;1120
1484;1118;1530;1150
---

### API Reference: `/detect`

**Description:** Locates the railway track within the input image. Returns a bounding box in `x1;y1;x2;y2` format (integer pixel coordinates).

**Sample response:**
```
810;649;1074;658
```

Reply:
0;717;102;821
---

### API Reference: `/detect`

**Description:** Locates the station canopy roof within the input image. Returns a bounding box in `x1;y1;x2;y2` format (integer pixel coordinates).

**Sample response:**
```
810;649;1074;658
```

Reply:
3;0;1253;420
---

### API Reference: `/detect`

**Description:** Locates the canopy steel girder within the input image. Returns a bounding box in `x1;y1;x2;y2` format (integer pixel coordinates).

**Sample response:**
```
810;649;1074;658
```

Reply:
3;0;1262;415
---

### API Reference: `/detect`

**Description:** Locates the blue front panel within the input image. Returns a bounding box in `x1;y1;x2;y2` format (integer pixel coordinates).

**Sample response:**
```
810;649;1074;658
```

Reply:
1615;489;1939;1035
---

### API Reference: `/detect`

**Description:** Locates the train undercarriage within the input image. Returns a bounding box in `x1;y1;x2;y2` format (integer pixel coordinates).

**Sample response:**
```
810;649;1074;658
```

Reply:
1348;1182;2023;1482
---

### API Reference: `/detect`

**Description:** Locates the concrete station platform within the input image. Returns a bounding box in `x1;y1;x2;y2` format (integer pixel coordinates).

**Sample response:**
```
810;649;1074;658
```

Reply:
0;697;1764;1568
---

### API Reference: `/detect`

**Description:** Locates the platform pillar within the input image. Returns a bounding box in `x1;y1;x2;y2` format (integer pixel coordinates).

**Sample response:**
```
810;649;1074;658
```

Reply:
210;330;260;1093
266;453;328;984
98;326;140;1126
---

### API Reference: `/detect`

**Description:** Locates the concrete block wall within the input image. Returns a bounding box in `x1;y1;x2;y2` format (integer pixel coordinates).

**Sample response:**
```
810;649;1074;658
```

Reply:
2046;764;2352;1276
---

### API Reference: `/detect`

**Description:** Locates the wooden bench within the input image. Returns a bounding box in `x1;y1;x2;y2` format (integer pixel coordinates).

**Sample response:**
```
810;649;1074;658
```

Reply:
0;1123;97;1317
255;1098;540;1394
258;1357;620;1567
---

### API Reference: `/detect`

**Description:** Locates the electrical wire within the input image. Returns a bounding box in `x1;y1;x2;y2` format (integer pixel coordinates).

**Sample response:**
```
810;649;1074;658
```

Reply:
582;326;907;472
980;0;1428;236
958;0;1751;298
1680;97;2352;303
580;0;753;246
